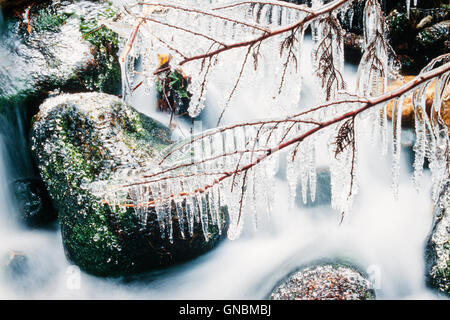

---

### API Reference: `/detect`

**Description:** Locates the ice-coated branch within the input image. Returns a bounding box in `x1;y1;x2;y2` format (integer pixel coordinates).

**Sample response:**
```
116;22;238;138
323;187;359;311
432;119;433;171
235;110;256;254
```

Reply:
92;58;449;241
177;0;352;66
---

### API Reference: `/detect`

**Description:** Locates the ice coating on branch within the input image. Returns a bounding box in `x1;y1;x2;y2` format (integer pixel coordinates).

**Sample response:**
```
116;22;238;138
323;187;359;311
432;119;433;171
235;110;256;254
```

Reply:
392;97;404;200
311;0;345;102
357;0;391;98
88;1;449;242
406;0;410;18
411;55;450;199
110;0;312;119
405;0;418;18
88;121;287;241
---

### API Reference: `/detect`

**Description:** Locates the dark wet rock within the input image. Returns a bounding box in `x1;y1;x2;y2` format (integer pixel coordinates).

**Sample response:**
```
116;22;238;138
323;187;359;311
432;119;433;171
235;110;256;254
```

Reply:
343;31;363;64
270;264;375;300
387;8;450;73
425;182;450;296
414;20;450;67
31;93;226;277
11;177;55;226
296;167;331;208
1;251;29;281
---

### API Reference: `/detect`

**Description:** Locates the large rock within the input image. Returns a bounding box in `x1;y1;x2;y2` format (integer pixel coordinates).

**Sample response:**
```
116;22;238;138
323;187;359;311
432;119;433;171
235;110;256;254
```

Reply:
31;93;225;277
269;264;375;300
425;182;450;296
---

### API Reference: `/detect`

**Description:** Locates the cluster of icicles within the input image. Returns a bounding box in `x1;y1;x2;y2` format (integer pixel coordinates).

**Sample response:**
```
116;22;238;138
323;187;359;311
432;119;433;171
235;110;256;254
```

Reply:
88;0;450;242
109;0;345;117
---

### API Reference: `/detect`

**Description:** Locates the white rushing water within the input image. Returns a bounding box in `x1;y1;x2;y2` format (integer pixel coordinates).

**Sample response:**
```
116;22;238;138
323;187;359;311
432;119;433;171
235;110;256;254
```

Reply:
0;24;444;299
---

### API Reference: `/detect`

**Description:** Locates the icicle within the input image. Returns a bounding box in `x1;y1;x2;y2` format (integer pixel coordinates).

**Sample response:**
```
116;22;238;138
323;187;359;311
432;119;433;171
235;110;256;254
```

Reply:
308;137;317;203
286;145;299;208
299;143;308;204
119;59;131;102
406;0;411;18
357;0;390;98
196;192;210;241
381;103;388;155
185;195;195;237
173;180;186;239
412;108;426;191
150;182;166;237
412;83;428;191
392;97;403;200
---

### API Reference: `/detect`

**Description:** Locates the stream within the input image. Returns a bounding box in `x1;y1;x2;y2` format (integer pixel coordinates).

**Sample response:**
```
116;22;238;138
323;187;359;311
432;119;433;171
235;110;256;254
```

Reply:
0;9;443;298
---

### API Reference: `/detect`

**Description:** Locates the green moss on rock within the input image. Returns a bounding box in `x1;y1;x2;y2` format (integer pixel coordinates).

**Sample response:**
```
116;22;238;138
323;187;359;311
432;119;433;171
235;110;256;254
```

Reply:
76;1;121;94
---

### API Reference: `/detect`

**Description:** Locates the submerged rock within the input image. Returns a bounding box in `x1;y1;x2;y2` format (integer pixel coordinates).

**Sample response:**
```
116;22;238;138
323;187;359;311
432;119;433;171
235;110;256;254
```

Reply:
1;251;29;281
270;264;375;300
425;182;450;296
11;177;55;226
31;93;225;277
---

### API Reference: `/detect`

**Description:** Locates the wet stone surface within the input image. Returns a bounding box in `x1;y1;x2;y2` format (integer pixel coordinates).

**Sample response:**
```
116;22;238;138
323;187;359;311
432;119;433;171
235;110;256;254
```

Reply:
426;182;450;296
270;265;375;300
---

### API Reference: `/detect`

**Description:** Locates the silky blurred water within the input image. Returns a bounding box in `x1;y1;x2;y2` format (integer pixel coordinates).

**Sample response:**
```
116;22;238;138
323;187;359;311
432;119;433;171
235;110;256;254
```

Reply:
0;21;442;300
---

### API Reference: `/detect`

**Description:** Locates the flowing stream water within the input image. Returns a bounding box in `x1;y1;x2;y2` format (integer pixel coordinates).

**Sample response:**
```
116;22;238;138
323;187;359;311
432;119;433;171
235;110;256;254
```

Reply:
0;11;443;298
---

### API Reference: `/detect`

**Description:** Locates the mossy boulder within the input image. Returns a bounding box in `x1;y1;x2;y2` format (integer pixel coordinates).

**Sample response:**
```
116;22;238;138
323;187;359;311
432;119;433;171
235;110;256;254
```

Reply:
269;263;375;300
425;182;450;297
31;93;225;277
